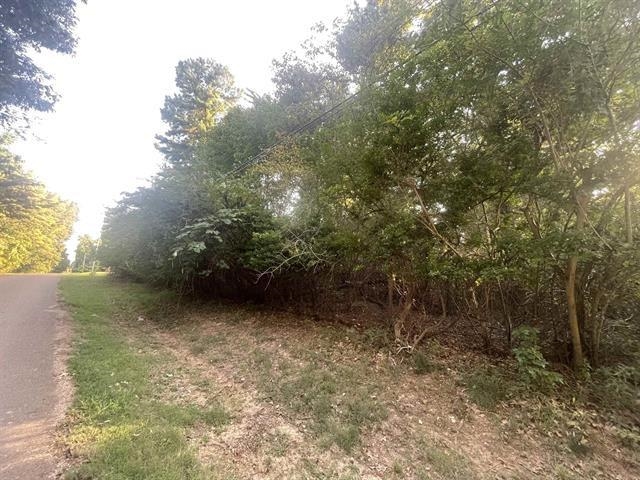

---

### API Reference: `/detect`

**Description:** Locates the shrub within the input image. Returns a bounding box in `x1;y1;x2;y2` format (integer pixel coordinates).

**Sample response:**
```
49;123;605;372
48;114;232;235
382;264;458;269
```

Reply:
512;326;564;393
412;351;436;375
614;426;640;449
591;364;640;411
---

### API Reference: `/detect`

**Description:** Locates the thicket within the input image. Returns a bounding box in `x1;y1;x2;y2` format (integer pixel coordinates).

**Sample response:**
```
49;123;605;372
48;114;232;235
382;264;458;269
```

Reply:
100;0;640;390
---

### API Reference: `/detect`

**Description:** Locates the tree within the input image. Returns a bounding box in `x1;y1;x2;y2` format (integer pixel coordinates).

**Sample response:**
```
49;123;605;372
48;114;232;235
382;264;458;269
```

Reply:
0;141;77;272
0;0;81;127
156;58;239;167
52;248;71;272
73;234;98;272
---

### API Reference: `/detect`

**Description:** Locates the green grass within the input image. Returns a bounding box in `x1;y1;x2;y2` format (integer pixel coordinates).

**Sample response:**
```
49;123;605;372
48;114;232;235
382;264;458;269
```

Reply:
247;348;387;453
416;440;475;480
60;274;228;479
463;367;511;410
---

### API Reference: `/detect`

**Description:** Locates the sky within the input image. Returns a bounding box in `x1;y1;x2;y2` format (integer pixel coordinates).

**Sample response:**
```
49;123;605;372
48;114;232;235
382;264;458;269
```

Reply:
12;0;355;256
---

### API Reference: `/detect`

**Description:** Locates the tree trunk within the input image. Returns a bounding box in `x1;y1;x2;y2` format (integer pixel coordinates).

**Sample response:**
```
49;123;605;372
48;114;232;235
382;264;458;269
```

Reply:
566;192;587;371
625;185;633;244
498;280;512;349
387;273;395;313
394;286;413;344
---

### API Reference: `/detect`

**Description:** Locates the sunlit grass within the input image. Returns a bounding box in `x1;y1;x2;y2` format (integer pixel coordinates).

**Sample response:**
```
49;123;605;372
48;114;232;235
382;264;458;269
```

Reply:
60;274;228;479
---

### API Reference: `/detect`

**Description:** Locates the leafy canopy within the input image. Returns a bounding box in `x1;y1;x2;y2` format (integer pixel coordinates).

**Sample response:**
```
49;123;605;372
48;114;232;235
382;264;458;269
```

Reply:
0;0;81;127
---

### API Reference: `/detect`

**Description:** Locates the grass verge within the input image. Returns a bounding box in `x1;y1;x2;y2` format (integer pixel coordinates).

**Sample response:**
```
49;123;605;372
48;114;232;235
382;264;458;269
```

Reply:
60;274;228;479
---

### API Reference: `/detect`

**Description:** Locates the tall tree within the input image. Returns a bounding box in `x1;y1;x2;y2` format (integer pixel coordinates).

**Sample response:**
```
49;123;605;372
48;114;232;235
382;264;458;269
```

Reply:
156;58;239;167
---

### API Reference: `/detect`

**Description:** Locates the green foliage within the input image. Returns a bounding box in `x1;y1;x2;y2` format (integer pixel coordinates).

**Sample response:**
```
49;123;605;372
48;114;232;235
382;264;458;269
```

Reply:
512;327;564;392
0;0;80;127
0;141;77;272
72;234;99;272
590;364;640;412
465;328;564;410
100;0;640;381
171;207;280;278
157;58;239;167
52;248;71;272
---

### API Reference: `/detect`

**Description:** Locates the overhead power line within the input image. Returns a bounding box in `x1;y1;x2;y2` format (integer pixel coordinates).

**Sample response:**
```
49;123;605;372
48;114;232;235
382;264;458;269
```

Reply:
221;1;497;179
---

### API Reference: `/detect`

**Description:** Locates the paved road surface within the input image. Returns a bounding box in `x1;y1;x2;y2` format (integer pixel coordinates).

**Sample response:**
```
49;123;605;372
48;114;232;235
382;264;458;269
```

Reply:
0;274;66;479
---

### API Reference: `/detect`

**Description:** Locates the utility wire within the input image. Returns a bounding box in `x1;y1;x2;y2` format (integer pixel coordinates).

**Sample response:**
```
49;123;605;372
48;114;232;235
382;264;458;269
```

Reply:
222;1;497;179
221;0;431;178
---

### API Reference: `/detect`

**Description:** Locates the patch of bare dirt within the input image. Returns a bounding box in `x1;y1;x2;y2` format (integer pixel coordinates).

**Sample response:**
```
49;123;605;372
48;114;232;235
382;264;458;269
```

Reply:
53;297;75;478
135;307;639;480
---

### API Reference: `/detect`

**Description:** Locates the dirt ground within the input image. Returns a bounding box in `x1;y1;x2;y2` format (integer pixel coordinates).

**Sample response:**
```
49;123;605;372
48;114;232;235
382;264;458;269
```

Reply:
126;305;639;480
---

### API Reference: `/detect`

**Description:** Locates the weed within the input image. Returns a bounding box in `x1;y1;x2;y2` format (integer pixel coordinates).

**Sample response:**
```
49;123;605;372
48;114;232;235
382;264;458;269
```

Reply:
200;403;231;426
424;448;471;479
464;367;510;409
251;348;273;369
412;350;436;375
416;440;475;480
614;425;640;449
392;460;404;475
590;364;640;411
450;396;470;420
268;431;290;457
567;430;590;456
189;334;227;356
191;343;207;355
512;326;564;393
554;466;578;480
361;326;394;350
301;458;359;479
246;349;386;452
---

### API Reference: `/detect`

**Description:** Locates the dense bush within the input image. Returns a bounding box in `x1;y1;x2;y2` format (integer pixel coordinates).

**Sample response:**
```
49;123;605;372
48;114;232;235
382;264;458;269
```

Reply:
100;0;640;382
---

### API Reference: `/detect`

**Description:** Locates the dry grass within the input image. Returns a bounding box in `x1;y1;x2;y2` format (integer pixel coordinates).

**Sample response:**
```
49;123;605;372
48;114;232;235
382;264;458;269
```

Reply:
117;302;638;480
65;274;638;480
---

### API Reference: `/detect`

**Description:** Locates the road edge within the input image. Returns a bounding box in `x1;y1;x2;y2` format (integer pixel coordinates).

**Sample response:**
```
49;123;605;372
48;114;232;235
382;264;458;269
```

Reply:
51;289;75;479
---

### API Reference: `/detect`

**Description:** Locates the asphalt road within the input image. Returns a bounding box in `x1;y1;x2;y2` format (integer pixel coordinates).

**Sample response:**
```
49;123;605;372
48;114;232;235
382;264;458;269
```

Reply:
0;274;66;480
